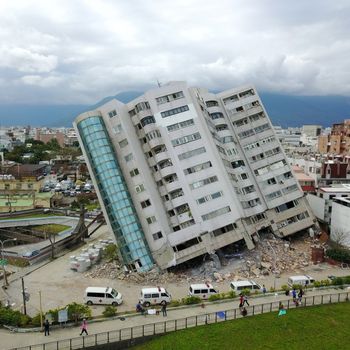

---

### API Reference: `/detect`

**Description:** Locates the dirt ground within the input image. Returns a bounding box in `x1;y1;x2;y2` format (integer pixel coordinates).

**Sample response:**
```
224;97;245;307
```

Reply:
2;225;350;317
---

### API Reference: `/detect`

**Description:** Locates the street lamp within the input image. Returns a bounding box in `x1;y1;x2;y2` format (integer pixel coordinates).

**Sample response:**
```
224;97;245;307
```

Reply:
0;238;17;288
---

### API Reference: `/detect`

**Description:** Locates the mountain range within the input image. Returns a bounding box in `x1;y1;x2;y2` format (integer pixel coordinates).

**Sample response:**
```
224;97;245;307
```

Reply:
0;92;349;128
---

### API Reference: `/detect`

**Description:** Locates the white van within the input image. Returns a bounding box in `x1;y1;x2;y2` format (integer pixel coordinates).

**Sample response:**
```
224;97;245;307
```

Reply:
189;283;218;300
84;287;123;306
287;275;315;288
140;287;172;307
230;280;262;292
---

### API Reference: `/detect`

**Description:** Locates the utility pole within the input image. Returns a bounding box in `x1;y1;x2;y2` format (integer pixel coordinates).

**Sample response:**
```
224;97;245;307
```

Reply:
21;277;27;315
39;291;43;331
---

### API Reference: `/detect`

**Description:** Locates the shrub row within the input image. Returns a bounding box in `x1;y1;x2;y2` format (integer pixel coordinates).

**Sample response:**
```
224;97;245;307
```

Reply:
326;248;350;263
0;302;91;327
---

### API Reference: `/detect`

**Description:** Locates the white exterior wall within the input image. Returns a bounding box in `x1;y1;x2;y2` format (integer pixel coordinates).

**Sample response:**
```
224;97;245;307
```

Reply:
75;81;315;269
331;202;350;248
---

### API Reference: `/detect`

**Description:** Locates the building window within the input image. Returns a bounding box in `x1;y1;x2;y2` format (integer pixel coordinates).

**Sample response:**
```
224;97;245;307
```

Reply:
206;100;219;107
190;176;218;190
210;112;224;120
108;110;117;118
196;191;223;204
152;231;163;240
130;168;139;177
124;153;133;162
135;184;145;193
156;91;184;105
202;206;231;221
140;199;151;208
112;124;122;134
161;105;189;118
184;161;212;175
167;118;194;132
171;132;201;147
178;147;206;161
119;139;128;148
135;101;150;113
140;116;156;126
146;216;157;224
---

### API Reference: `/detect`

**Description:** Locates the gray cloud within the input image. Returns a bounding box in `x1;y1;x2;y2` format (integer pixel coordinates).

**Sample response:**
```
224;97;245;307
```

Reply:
0;0;349;104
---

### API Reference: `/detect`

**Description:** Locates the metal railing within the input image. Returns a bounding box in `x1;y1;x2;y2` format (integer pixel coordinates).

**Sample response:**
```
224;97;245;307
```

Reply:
9;290;349;350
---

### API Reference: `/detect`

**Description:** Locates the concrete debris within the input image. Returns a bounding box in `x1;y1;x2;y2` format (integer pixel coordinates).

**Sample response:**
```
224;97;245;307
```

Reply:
84;233;325;284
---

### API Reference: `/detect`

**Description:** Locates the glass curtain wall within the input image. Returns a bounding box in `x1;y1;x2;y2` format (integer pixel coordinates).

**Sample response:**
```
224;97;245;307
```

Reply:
77;116;154;271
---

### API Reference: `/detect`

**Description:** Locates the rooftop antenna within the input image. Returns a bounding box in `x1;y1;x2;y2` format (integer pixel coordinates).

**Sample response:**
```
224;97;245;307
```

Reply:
156;79;162;88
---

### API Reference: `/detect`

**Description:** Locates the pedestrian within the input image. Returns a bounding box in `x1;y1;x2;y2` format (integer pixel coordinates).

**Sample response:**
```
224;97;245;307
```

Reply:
262;285;267;295
292;288;297;302
80;318;88;336
278;301;284;310
161;302;167;317
44;319;50;336
239;294;244;308
243;295;249;306
298;288;303;303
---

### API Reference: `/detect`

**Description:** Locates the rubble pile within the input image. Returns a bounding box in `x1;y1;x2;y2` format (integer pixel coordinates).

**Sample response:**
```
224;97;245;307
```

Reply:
85;234;325;284
85;263;188;284
235;235;324;279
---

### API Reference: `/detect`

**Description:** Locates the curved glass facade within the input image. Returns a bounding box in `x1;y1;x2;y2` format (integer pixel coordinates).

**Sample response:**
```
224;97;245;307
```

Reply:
77;116;154;271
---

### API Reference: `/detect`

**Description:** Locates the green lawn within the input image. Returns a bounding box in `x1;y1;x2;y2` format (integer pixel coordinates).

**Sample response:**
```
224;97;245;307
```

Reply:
0;213;64;220
33;223;71;234
132;303;350;350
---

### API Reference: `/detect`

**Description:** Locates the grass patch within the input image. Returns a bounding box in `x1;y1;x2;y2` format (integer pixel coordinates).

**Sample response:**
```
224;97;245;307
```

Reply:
0;213;64;220
131;303;350;350
33;224;70;234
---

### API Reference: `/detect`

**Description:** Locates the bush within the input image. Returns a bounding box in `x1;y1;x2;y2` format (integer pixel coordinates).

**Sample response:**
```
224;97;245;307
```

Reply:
227;290;236;299
31;313;43;327
181;296;201;305
103;244;118;261
103;306;117;317
281;285;289;291
170;299;181;307
241;289;251;296
208;294;221;302
326;248;350;263
0;307;30;327
67;302;91;323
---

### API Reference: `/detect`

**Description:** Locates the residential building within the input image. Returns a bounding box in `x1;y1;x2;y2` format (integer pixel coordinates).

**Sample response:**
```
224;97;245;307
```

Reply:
331;197;350;248
292;166;316;193
307;185;350;225
318;119;350;155
74;81;315;272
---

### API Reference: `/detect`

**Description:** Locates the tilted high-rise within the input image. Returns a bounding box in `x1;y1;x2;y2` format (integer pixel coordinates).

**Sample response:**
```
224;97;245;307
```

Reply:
74;81;315;272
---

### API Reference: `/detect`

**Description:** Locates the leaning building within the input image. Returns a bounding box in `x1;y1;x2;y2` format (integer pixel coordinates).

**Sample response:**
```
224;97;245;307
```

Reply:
74;81;315;272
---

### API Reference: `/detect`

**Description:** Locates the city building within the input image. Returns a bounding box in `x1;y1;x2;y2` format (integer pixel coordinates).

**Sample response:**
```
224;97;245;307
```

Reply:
74;81;315;272
318;119;350;155
292;166;316;193
330;197;350;248
307;185;350;226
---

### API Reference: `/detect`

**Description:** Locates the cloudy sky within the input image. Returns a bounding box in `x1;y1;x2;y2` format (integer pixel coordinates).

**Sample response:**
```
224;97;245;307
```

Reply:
0;0;349;104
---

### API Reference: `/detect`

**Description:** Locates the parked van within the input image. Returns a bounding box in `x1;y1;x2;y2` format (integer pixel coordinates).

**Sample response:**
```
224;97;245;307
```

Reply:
287;275;315;288
139;287;172;306
189;283;218;300
230;280;262;292
84;287;123;306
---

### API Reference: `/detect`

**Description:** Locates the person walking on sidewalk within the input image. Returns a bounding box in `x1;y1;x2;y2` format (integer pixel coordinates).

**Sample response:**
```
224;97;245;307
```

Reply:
243;295;250;306
44;319;50;336
161;302;167;317
239;294;244;308
80;319;88;336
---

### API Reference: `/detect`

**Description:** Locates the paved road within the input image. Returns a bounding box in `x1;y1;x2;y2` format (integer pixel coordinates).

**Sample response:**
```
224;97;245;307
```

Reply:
1;287;348;350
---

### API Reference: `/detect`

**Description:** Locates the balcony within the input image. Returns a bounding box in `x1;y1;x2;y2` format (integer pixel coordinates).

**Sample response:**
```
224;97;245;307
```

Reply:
143;123;158;135
160;165;175;178
148;137;163;149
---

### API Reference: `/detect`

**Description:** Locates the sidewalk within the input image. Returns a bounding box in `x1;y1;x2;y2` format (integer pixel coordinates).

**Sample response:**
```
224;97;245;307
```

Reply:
1;287;347;350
